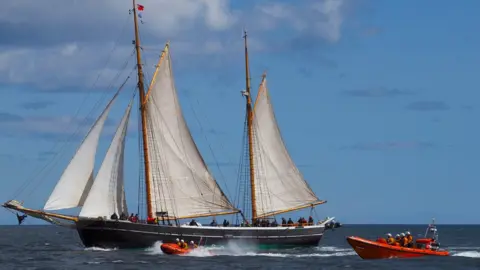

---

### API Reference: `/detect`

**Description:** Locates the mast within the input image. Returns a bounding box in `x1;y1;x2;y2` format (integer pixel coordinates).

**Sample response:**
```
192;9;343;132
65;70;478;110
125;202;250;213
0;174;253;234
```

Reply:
132;0;153;218
243;30;257;223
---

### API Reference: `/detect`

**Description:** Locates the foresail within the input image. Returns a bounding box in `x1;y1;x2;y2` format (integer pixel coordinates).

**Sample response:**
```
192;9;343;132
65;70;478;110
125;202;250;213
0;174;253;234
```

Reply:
79;99;133;218
145;45;237;219
252;77;323;217
44;93;119;211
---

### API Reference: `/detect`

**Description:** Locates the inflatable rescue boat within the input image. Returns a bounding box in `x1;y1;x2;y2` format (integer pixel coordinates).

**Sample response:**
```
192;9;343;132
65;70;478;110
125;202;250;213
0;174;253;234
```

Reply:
347;218;449;259
160;243;194;255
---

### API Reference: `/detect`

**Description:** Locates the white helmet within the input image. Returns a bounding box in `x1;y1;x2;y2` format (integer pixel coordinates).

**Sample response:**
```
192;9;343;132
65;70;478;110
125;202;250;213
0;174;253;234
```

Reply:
181;239;184;243
386;233;392;237
395;234;400;238
190;241;194;244
400;233;405;237
406;231;411;235
175;238;179;242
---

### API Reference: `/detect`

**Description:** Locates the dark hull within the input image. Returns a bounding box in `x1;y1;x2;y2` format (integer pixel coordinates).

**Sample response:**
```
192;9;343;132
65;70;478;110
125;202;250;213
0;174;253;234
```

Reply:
76;219;325;249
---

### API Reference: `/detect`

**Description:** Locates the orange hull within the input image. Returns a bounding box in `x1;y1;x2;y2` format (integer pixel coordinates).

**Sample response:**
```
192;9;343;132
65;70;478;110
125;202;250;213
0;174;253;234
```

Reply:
346;236;449;260
160;243;193;255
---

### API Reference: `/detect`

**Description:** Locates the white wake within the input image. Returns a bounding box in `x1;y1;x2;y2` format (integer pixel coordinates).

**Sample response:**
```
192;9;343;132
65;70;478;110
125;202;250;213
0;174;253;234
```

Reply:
146;242;355;258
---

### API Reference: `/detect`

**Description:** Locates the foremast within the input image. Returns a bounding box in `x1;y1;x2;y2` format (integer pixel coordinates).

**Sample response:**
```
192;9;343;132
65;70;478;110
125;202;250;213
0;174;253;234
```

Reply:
242;30;257;223
132;0;153;219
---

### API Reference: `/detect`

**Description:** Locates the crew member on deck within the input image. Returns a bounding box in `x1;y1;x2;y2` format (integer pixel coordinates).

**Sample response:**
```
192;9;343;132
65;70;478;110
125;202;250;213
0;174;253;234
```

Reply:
223;219;230;227
110;212;118;220
271;219;278;227
175;238;181;247
405;231;414;247
281;217;287;226
386;233;395;245
308;216;314;225
189;241;198;249
210;219;217;226
287;218;294;226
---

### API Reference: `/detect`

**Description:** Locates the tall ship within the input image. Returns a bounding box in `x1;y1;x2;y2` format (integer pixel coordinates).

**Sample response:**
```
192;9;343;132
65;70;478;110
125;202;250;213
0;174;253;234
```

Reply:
3;0;334;249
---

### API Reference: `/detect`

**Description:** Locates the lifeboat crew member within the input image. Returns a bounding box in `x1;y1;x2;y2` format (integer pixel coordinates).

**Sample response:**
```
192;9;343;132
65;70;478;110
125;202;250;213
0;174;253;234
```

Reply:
394;234;401;246
189;241;198;249
180;239;188;249
405;231;413;247
175;238;181;247
399;233;408;247
386;233;395;245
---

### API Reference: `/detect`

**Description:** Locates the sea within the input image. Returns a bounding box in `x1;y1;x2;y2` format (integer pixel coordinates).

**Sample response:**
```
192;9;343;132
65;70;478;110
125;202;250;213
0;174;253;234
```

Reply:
0;225;479;270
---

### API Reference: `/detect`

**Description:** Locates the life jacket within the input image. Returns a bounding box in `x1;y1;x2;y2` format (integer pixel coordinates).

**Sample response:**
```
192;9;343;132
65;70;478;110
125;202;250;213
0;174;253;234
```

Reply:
387;237;395;245
401;237;409;247
406;235;413;244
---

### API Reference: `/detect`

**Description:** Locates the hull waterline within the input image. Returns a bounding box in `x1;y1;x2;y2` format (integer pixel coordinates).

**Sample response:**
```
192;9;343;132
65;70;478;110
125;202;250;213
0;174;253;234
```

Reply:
76;219;325;249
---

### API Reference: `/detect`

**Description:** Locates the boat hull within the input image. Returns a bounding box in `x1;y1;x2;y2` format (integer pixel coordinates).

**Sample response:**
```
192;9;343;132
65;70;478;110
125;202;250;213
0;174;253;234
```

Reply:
75;219;325;249
346;236;449;260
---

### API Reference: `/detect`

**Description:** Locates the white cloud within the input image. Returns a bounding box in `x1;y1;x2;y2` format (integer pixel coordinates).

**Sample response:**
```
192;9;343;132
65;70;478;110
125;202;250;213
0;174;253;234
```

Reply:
255;0;345;43
0;0;349;90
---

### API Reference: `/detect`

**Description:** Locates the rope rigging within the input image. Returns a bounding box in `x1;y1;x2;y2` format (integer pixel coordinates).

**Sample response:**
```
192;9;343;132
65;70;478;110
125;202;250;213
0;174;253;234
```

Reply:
11;12;136;202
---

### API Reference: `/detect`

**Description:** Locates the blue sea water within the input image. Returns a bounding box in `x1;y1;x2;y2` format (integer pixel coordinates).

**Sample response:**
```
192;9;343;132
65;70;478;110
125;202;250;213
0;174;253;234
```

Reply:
0;224;479;269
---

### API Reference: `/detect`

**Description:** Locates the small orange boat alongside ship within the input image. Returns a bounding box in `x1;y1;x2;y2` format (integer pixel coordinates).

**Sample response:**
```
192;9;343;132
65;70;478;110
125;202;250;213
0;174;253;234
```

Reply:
347;219;449;259
160;243;194;255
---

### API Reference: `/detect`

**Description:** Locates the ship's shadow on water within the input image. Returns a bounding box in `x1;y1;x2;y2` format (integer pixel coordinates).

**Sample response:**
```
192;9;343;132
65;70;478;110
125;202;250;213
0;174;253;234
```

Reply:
2;225;480;269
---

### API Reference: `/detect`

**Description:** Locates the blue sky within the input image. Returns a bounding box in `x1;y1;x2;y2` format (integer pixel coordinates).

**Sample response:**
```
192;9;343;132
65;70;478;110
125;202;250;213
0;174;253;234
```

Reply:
0;0;479;225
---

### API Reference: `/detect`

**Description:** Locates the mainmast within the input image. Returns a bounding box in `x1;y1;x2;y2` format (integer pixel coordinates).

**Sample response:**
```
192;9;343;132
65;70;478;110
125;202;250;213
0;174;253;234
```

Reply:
243;30;257;223
132;0;153;218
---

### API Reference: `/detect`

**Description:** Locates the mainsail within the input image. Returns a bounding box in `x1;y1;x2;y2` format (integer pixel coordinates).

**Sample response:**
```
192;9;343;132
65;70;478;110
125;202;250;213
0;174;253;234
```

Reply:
252;76;325;217
144;45;238;219
79;99;133;218
44;92;120;211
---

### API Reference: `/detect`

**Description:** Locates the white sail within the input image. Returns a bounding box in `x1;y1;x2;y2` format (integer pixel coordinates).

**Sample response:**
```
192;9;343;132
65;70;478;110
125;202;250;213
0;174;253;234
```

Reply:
252;77;323;217
79;99;133;218
44;94;119;211
145;45;237;219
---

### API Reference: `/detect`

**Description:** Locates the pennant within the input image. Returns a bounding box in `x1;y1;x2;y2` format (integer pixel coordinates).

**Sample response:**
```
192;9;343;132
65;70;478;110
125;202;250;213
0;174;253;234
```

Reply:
16;213;27;225
137;4;144;11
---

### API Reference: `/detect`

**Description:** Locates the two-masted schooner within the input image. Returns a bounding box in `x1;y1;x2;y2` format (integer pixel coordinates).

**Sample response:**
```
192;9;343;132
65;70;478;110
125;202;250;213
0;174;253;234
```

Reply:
2;0;334;249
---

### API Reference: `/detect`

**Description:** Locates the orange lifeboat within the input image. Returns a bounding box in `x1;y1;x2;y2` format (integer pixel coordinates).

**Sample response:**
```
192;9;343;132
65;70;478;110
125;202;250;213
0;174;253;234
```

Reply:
347;236;449;259
347;218;450;260
160;243;193;255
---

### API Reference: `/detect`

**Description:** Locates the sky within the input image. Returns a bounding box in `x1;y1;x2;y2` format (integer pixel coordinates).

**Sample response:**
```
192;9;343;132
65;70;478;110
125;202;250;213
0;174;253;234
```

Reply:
0;0;479;225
